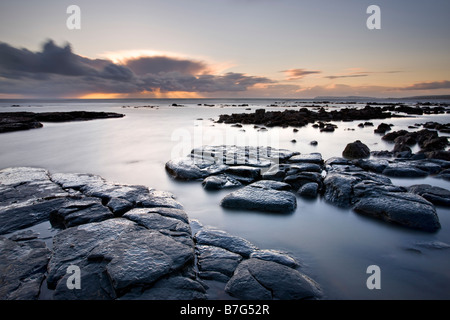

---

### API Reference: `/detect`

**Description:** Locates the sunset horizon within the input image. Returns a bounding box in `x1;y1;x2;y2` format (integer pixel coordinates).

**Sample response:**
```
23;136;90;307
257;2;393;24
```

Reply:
1;0;449;99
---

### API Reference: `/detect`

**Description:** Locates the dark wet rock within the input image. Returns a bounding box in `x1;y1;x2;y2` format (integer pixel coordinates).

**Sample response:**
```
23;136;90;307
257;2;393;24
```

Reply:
374;123;392;134
221;182;297;213
106;197;133;216
297;182;319;198
217;106;394;129
355;159;389;173
225;259;322;300
250;180;291;191
8;230;39;242
50;197;114;228
136;190;184;209
250;249;300;268
194;226;258;258
261;164;288;181
284;172;323;191
48;218;194;296
325;157;351;166
382;130;410;142
119;275;207;300
310;140;318;146
165;145;299;180
287;163;322;174
323;173;360;208
371;150;393;158
342;140;371;159
0;111;124;134
353;193;440;232
202;174;241;190
0;236;51;299
320;124;337;132
382;164;428;178
424;150;450;161
123;208;191;240
288;153;323;164
408;184;450;207
225;166;261;184
196;245;243;279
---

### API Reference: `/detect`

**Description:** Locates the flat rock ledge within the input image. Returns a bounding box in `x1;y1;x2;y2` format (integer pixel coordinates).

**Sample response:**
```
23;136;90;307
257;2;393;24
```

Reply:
0;167;321;300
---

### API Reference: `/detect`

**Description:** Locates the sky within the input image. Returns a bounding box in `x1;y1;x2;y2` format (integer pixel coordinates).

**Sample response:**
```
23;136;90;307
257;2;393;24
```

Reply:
0;0;449;99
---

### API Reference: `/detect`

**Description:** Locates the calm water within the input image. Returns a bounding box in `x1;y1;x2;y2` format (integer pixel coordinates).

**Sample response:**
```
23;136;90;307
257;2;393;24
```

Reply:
1;99;450;300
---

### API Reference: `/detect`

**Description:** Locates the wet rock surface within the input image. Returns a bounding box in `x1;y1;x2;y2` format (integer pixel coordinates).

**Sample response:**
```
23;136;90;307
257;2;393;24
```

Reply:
0;167;322;300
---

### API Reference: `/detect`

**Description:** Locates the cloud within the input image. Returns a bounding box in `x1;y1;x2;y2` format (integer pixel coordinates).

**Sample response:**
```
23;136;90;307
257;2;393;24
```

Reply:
281;68;321;81
399;80;450;91
325;74;368;80
124;56;208;75
0;40;274;97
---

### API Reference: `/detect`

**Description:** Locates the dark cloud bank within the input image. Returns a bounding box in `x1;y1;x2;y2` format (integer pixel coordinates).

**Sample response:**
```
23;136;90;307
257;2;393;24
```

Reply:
0;40;273;97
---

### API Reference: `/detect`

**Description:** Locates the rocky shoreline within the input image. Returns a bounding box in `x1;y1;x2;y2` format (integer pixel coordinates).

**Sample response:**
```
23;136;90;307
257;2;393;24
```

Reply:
0;111;124;133
166;143;449;232
0;167;321;300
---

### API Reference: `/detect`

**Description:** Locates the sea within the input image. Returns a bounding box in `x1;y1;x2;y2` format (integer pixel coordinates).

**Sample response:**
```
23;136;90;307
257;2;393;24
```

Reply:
1;98;449;300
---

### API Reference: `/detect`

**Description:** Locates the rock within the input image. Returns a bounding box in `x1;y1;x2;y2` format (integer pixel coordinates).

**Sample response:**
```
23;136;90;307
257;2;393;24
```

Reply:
297;182;319;198
342;140;371;159
106;198;133;216
194;226;258;258
225;166;261;184
0;197;67;235
225;259;322;300
250;249;300;268
355;159;389;173
288;153;323;164
136;189;184;209
323;173;360;207
220;183;297;213
165;157;225;180
408;184;450;207
284;172;323;191
382;164;428;178
374;123;392;134
0;236;51;299
287;163;322;173
250;180;291;191
353;193;440;232
0;111;124;134
310;140;318;146
119;275;207;300
371;150;393;158
202;174;241;190
261;164;288;181
48;218;195;297
196;245;243;278
50;197;114;228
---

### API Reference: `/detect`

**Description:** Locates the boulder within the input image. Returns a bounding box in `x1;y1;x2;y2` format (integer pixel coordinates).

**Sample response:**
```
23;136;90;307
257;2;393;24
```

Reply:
353;193;440;232
297;182;319;198
342;140;371;159
225;259;322;300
